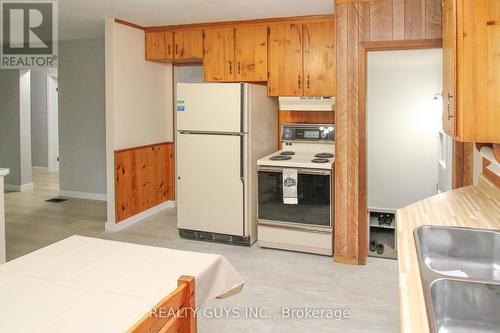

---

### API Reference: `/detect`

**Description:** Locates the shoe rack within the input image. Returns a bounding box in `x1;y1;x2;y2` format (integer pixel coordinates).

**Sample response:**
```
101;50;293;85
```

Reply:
368;210;397;259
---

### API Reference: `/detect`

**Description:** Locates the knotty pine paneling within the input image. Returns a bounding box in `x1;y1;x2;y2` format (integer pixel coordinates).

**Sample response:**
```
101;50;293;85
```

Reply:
370;0;393;41
334;0;442;264
335;2;349;262
404;0;425;39
278;111;335;126
115;142;174;223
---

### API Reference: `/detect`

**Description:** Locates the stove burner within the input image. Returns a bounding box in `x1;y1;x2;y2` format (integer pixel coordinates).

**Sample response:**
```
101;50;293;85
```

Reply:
315;153;334;159
270;155;292;161
311;158;330;163
280;151;295;156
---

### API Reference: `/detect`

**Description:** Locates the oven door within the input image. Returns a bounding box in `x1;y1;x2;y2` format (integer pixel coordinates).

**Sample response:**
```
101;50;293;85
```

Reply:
258;166;332;229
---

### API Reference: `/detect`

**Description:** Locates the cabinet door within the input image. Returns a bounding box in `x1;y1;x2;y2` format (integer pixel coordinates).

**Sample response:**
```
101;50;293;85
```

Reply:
460;0;500;142
442;0;457;137
268;23;303;96
145;32;167;60
174;29;203;60
165;31;174;60
203;28;235;82
303;20;336;96
235;25;268;82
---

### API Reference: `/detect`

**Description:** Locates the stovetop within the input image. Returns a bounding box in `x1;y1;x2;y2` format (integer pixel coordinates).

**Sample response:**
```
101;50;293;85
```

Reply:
257;149;335;170
258;123;335;170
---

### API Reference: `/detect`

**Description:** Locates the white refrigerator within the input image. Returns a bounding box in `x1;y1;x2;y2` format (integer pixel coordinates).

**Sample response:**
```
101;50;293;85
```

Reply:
176;83;277;245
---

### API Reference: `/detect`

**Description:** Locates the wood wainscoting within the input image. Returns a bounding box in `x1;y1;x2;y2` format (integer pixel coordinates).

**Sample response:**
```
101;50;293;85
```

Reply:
115;142;175;223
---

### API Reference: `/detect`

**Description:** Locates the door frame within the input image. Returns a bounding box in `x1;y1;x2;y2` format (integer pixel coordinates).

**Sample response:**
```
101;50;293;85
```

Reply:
357;39;443;264
46;73;59;172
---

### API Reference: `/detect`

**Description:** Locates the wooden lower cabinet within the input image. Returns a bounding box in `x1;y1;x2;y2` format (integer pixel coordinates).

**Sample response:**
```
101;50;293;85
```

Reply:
442;0;500;143
203;28;235;82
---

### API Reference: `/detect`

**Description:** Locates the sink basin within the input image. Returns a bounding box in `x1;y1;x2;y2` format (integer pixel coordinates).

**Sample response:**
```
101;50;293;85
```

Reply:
416;226;500;282
431;279;500;333
414;226;500;333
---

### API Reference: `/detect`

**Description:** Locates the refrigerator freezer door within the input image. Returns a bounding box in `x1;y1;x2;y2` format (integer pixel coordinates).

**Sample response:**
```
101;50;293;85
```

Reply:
177;133;245;236
177;83;243;133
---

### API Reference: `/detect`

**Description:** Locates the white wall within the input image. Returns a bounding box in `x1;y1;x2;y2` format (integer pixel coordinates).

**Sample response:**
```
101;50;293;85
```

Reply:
109;22;173;150
105;18;174;224
0;70;33;190
0;71;21;186
367;49;442;211
59;37;107;198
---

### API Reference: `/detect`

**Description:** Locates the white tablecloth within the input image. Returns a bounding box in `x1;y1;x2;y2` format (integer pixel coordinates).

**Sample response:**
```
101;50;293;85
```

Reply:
0;236;244;333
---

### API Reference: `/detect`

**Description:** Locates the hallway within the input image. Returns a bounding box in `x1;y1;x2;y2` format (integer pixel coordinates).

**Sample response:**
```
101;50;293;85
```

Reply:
5;169;106;260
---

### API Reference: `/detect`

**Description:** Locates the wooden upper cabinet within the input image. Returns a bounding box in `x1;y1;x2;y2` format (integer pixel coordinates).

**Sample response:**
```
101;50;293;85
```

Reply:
235;25;268;82
173;29;203;61
303;20;336;96
442;0;456;137
268;23;304;96
145;31;173;61
442;0;500;143
203;28;235;82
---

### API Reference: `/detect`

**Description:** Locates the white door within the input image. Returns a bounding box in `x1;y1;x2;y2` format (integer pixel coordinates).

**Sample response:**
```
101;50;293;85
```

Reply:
176;83;242;132
177;133;244;236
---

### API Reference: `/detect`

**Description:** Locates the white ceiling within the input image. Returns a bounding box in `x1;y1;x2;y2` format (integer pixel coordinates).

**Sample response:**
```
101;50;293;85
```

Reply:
59;0;334;40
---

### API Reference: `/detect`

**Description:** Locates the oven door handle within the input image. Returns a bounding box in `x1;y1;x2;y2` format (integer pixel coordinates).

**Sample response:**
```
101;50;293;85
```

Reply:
257;166;331;176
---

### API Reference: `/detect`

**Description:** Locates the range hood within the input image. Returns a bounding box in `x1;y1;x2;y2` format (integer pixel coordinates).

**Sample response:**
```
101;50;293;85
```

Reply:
278;96;335;112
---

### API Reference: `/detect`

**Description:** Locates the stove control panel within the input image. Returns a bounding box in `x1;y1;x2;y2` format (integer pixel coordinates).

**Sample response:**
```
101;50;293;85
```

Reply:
282;124;335;143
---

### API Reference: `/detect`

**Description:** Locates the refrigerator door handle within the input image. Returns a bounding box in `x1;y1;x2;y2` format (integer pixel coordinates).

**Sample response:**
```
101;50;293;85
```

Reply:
240;135;244;181
178;130;247;136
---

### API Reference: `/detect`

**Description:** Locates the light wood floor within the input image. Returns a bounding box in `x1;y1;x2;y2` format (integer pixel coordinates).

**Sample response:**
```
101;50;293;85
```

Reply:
5;169;400;333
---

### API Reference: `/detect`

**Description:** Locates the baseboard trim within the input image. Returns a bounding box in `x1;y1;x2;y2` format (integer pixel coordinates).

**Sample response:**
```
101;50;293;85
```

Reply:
5;183;34;192
58;190;107;201
105;201;175;232
32;166;49;171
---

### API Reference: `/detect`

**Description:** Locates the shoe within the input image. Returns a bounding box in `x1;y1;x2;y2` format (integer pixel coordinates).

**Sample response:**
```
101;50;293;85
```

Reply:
376;243;385;255
378;214;385;225
370;240;377;252
385;214;393;226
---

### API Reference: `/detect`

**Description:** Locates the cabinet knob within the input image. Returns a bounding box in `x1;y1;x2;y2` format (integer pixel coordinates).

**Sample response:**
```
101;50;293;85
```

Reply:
298;75;301;89
307;75;310;90
229;61;232;75
238;62;241;75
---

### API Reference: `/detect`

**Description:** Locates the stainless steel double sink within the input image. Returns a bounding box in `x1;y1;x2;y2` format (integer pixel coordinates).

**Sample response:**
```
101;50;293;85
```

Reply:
414;226;500;333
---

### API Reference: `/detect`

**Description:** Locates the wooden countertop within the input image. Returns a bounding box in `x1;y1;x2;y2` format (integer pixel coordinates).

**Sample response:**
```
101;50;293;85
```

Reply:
396;175;500;333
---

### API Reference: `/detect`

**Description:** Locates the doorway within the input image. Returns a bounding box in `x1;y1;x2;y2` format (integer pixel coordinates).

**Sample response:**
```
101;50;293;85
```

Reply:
47;74;59;173
367;49;443;211
30;69;59;192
